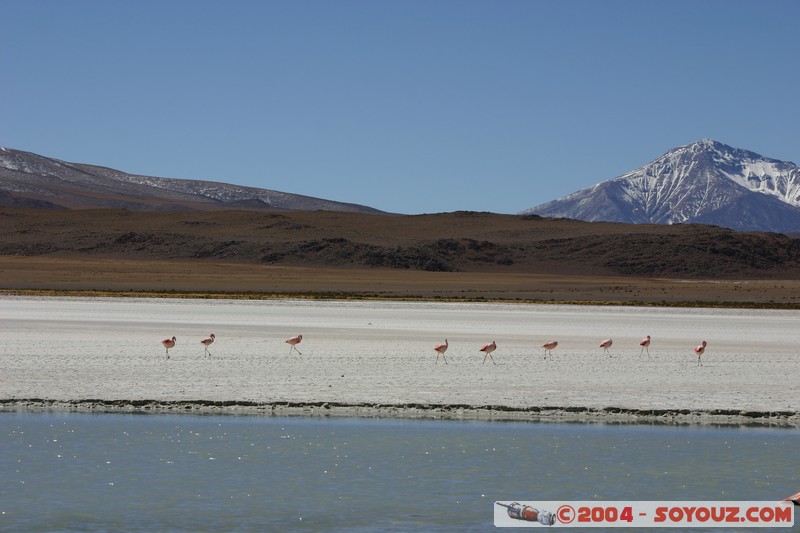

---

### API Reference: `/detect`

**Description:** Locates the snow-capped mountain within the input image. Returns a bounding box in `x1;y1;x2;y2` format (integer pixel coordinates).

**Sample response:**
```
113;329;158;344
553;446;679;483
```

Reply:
521;140;800;233
0;147;384;213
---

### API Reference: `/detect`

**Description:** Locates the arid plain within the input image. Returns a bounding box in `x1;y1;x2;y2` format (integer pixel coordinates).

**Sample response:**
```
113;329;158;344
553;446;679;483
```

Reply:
2;208;800;425
2;208;800;305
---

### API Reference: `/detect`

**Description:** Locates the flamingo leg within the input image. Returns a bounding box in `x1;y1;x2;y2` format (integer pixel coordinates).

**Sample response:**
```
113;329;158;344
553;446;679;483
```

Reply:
490;353;496;365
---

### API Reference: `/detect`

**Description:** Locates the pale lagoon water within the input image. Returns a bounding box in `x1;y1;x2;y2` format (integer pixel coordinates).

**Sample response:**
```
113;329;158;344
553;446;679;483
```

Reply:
1;297;799;531
1;413;798;532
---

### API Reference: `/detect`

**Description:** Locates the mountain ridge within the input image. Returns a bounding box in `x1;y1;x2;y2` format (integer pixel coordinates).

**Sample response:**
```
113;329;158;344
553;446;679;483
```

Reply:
522;140;800;232
0;147;384;214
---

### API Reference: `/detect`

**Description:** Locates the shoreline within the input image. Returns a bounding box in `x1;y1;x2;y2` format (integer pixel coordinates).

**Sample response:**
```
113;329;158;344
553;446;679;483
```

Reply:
3;399;799;428
4;298;798;430
2;288;799;310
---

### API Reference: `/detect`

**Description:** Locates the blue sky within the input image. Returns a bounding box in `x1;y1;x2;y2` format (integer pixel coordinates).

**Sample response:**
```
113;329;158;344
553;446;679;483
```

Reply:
2;1;798;214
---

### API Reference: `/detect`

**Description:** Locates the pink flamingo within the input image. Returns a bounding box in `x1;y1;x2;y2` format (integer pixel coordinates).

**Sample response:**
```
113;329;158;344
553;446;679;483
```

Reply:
285;334;303;355
201;333;215;356
162;336;176;359
639;335;651;356
480;340;497;365
600;338;613;356
434;338;449;364
694;340;707;366
542;340;558;360
783;491;800;506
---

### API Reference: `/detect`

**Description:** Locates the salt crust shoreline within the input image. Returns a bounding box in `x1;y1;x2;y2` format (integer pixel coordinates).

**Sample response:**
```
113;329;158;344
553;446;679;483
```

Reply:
3;399;799;428
4;298;799;430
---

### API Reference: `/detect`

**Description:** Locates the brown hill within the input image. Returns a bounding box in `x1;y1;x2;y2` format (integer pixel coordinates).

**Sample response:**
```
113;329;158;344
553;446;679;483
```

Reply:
2;208;799;280
0;147;384;214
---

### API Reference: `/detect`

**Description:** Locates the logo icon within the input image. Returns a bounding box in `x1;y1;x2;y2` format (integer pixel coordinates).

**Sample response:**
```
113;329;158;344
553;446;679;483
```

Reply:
556;504;576;524
496;502;556;526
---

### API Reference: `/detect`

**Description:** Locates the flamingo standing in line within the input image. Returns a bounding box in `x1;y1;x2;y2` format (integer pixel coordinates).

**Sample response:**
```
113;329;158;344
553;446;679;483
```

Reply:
694;340;707;366
162;336;176;359
201;333;215;356
639;335;651;356
434;338;449;364
542;340;558;360
600;338;613;357
480;340;497;365
285;334;303;355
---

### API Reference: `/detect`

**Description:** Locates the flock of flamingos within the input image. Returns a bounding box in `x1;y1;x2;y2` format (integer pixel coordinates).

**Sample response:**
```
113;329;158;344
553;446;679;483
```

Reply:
437;336;707;366
161;333;710;366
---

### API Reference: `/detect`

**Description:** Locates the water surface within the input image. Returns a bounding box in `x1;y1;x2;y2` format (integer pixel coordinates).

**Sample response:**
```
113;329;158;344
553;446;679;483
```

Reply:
1;413;798;531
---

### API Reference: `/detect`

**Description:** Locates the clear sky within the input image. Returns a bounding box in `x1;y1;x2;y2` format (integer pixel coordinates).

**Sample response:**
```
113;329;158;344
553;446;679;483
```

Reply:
2;0;798;214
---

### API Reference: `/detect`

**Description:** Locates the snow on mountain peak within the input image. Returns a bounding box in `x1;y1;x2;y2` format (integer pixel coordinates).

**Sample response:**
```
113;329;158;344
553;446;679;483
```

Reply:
521;140;800;232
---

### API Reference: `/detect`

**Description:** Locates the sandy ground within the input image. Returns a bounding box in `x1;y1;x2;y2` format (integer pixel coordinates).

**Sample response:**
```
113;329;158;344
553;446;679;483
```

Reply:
2;256;800;306
1;296;798;426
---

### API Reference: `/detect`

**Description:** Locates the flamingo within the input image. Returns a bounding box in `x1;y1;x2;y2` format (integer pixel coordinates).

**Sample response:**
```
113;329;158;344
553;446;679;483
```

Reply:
480;340;497;365
694;340;707;366
639;335;651;356
600;338;613;356
434;338;449;364
783;491;800;506
201;333;215;356
285;334;303;355
162;336;176;359
542;340;558;360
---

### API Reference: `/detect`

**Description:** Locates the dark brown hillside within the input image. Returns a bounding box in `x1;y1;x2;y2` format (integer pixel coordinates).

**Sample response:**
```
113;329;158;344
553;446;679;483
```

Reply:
0;147;385;214
2;208;799;280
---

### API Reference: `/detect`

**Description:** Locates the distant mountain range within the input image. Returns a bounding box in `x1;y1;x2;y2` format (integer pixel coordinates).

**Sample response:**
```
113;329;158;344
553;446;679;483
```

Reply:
3;144;800;283
522;140;800;233
4;142;800;233
0;147;383;214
